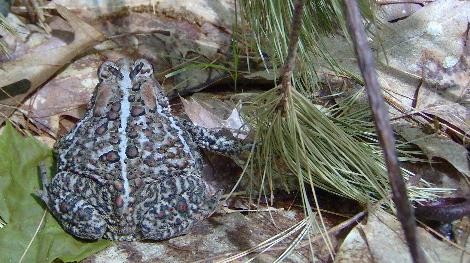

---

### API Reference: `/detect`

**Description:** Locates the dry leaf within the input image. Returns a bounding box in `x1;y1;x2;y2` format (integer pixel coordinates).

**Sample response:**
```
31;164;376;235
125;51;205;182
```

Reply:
335;210;465;263
0;5;104;125
394;122;470;177
49;0;236;97
377;0;469;136
181;96;249;139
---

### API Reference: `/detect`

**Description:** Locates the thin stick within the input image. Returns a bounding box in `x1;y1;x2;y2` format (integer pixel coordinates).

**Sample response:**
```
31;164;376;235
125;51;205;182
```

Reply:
343;1;426;263
278;0;305;113
376;0;434;5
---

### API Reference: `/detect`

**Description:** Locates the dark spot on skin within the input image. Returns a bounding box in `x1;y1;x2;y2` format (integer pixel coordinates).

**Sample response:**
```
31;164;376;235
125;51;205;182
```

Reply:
144;128;153;137
144;156;157;167
126;145;139;158
126;125;139;138
174;217;182;225
77;207;92;221
115;196;124;208
131;106;145;117
114;181;123;191
111;102;121;112
132;82;142;91
176;199;188;213
107;111;119;120
128;129;139;139
109;136;120;145
102;151;119;163
143;142;154;151
60;203;70;213
95;122;108;135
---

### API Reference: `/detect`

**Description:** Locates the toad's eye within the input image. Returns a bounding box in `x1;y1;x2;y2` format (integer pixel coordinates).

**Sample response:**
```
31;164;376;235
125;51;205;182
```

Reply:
98;61;123;81
130;62;144;79
108;66;122;79
130;59;154;80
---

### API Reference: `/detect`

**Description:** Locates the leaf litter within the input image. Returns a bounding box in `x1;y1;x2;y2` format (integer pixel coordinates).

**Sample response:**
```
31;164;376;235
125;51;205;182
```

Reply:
0;5;105;126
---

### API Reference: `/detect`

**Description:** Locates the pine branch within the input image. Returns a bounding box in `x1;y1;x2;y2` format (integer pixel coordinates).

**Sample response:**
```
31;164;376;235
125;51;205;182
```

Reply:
278;0;305;113
343;1;426;263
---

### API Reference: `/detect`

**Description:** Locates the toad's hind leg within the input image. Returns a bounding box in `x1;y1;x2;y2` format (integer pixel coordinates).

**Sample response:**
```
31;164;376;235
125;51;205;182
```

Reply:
36;170;107;240
140;176;219;240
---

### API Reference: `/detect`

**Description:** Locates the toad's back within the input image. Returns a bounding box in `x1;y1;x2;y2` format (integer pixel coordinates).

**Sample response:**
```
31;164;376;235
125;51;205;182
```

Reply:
57;59;198;193
49;59;213;240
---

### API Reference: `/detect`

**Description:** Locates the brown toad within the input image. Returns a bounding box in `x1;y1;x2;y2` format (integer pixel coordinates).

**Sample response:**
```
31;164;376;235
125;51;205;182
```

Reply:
37;58;244;241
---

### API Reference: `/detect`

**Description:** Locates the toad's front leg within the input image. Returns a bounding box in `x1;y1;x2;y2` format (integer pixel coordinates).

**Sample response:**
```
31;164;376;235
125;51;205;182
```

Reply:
36;169;108;240
179;118;252;156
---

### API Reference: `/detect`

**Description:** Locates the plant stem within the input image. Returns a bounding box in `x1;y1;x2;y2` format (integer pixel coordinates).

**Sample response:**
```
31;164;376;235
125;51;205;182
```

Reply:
342;1;426;263
278;0;305;113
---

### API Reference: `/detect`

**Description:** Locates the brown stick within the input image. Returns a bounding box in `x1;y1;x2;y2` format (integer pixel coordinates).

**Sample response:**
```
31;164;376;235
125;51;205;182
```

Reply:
376;0;434;5
342;1;426;263
278;0;305;113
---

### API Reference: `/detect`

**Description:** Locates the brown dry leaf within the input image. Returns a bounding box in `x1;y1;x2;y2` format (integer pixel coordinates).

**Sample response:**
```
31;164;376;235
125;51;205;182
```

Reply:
0;5;104;125
335;210;466;263
394;121;470;177
181;95;249;139
333;226;372;263
377;2;422;22
22;54;103;136
51;0;235;29
49;0;235;97
376;0;469;136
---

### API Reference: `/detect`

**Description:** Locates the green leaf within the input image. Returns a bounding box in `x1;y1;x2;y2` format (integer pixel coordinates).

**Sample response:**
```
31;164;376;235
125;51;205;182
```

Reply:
0;123;111;262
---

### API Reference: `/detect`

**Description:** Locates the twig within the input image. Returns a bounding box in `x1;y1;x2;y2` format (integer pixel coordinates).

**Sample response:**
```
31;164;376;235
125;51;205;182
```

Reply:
376;0;434;5
278;0;305;113
343;1;426;263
